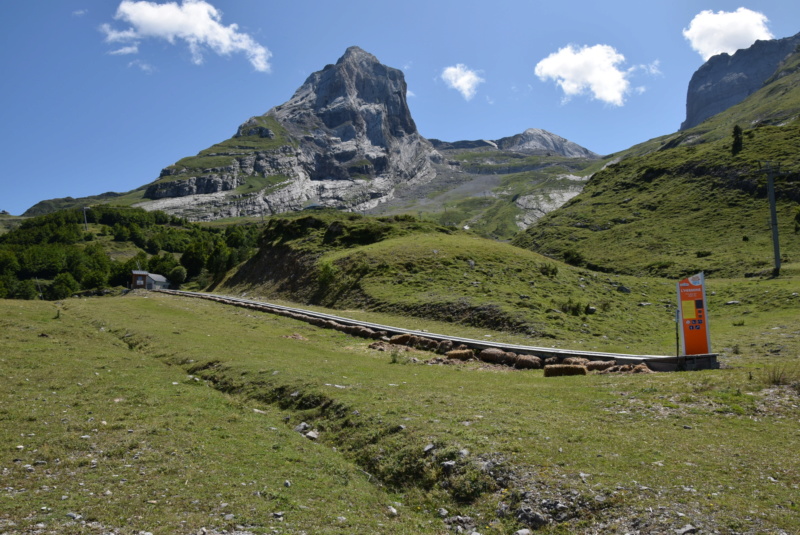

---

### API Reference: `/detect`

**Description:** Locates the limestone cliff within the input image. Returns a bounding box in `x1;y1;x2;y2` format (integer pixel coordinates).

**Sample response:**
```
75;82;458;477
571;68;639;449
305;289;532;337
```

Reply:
681;32;800;130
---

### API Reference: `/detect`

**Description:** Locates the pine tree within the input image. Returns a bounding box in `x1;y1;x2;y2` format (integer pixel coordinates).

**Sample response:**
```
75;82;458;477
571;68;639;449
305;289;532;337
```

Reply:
732;125;743;155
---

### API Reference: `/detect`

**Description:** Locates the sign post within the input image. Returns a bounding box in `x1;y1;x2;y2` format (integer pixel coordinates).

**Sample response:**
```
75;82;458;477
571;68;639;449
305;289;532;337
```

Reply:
677;272;711;355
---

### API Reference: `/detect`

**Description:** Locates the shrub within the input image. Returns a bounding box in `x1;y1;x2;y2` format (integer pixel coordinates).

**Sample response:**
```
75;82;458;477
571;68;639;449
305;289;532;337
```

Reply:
539;263;559;278
761;364;799;386
317;260;338;287
563;249;585;267
47;272;80;300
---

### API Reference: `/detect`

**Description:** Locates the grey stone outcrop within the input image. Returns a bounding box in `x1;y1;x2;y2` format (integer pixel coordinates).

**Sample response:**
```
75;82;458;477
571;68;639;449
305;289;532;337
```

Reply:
681;32;800;130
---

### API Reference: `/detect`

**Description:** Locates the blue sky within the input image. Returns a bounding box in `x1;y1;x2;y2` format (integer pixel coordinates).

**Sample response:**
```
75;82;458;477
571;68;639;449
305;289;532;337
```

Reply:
2;1;799;215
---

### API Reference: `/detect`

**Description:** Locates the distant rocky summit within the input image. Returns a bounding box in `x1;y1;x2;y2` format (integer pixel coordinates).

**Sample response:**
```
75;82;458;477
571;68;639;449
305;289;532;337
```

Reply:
495;128;597;158
681;32;800;130
430;128;597;158
141;46;440;219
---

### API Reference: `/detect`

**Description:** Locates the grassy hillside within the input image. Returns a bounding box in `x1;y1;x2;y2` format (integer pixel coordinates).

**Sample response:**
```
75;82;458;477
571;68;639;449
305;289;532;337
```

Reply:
216;211;799;356
0;213;24;235
2;290;798;533
513;51;800;279
21;189;150;218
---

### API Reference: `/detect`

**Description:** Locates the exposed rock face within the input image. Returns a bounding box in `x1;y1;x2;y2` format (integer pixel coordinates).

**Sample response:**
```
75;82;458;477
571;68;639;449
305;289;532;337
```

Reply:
514;174;587;229
681;32;800;130
270;46;438;192
495;128;597;158
140;46;439;219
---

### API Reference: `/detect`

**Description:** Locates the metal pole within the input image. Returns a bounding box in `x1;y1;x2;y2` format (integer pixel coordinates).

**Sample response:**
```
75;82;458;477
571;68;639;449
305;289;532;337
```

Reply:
764;163;781;277
83;207;89;232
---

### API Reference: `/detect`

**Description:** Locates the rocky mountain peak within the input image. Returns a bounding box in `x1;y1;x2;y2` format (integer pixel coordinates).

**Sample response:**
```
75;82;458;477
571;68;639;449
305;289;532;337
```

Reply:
337;45;380;66
140;47;438;219
275;46;417;144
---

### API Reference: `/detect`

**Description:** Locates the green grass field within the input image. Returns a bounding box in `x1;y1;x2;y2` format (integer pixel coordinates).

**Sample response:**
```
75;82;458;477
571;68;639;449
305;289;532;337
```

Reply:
2;292;798;533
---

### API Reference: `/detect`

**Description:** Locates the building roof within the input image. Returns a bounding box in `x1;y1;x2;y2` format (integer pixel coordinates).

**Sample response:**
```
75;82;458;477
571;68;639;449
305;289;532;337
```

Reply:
147;273;168;282
132;270;148;275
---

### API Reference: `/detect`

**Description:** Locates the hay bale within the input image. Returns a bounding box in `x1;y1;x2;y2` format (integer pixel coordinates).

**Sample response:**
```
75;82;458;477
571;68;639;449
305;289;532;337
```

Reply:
436;340;454;354
354;326;376;338
586;360;616;371
406;335;423;348
563;357;590;366
543;364;588;377
515;355;542;369
445;349;474;361
389;334;413;346
544;357;561;365
479;348;505;364
498;351;518;366
415;337;439;351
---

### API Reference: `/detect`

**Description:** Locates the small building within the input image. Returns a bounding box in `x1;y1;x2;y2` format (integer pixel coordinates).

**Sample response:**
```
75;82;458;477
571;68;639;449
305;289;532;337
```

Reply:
146;273;170;290
131;270;148;289
130;270;170;290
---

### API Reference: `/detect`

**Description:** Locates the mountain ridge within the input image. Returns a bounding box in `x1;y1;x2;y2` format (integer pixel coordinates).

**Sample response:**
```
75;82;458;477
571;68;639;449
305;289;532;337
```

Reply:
136;46;597;223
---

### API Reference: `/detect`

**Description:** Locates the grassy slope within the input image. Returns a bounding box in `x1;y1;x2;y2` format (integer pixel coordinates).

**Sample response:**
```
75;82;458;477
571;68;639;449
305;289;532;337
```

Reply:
0;299;432;534
513;51;800;278
3;293;798;533
218;212;800;357
0;214;25;235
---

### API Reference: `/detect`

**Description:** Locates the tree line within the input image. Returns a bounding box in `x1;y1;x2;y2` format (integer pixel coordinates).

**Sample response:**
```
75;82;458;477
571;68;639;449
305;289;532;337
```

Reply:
0;206;261;300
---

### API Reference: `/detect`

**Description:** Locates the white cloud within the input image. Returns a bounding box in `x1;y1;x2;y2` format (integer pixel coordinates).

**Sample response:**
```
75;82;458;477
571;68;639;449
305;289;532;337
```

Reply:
101;0;271;72
406;89;416;98
110;45;139;55
535;44;630;106
100;23;138;42
683;8;773;60
73;9;88;16
441;64;484;101
637;60;661;76
128;59;155;73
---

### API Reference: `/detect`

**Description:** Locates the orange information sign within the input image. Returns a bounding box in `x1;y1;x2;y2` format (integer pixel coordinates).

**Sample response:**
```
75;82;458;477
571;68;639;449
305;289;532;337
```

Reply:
677;272;711;355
